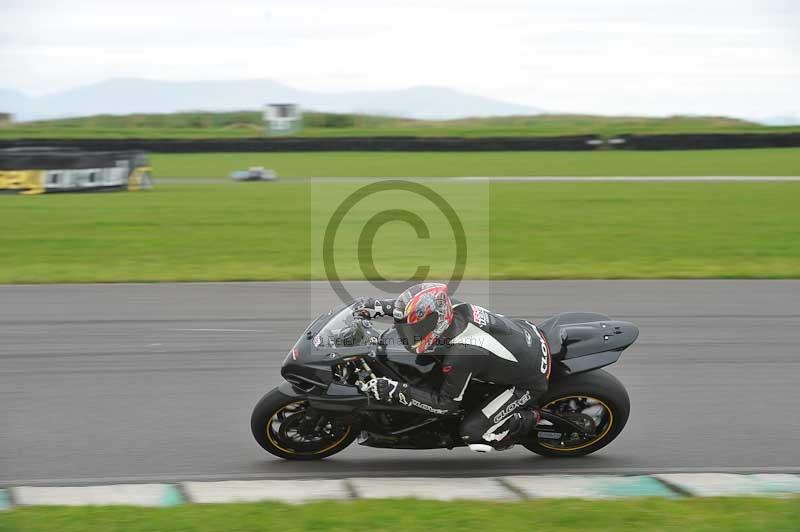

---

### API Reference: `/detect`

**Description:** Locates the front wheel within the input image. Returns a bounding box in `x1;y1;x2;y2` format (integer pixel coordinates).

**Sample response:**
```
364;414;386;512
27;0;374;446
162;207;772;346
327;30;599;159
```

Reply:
251;388;357;460
525;369;630;457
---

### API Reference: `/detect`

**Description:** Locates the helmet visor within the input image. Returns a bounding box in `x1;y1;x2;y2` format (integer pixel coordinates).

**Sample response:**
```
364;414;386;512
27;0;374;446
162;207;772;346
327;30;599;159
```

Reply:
394;313;438;350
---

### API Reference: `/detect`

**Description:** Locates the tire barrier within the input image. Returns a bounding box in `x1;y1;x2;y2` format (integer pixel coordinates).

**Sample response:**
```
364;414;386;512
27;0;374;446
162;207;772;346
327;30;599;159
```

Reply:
0;136;601;153
0;147;152;195
1;133;797;153
615;132;800;150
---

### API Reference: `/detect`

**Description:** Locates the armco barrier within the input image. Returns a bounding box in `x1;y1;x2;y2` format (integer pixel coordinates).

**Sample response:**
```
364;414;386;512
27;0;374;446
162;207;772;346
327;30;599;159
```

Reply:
0;136;600;153
617;132;800;150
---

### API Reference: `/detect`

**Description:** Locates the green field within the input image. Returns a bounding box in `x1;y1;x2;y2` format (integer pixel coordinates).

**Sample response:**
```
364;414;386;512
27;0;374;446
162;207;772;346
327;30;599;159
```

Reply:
150;148;800;178
3;110;799;139
3;497;799;532
1;180;798;283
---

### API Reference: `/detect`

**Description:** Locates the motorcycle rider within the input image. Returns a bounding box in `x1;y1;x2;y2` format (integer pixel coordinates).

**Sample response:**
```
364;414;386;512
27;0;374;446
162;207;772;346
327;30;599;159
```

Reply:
354;282;550;452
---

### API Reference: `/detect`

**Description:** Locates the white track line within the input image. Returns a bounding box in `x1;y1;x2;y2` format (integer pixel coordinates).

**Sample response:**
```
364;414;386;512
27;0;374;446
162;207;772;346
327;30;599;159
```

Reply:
11;484;181;507
168;328;265;332
184;480;349;504
5;466;800;486
4;475;800;507
453;176;800;182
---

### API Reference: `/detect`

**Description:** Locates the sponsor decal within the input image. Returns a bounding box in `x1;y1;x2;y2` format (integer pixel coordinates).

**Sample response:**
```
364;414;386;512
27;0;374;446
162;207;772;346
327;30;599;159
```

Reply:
492;390;532;424
524;329;533;346
398;392;448;414
471;305;489;327
408;399;448;415
530;325;550;377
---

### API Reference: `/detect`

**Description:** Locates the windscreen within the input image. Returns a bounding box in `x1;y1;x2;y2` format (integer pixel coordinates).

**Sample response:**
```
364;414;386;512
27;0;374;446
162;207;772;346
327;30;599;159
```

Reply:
313;303;360;348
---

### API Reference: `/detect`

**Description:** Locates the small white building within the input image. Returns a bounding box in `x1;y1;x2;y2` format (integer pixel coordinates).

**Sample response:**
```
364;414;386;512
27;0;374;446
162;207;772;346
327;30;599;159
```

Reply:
263;103;302;135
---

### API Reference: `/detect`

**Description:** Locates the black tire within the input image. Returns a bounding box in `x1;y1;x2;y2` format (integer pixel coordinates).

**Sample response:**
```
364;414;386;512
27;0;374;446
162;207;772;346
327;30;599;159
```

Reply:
251;388;357;460
525;369;630;457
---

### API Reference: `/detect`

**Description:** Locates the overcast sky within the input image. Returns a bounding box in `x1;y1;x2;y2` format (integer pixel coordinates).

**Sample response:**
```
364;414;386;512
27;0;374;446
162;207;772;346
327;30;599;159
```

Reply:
1;0;797;119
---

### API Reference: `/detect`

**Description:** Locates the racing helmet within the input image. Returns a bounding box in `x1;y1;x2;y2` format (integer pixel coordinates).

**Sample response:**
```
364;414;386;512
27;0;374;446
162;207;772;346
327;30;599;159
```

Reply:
393;283;454;354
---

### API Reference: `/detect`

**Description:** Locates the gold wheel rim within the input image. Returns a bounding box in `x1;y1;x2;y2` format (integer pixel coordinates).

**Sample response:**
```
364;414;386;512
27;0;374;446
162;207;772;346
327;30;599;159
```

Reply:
265;402;351;456
539;395;614;451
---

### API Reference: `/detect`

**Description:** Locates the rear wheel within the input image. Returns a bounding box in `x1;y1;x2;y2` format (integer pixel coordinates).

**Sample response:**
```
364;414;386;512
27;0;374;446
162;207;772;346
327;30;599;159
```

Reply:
525;369;630;457
251;388;357;460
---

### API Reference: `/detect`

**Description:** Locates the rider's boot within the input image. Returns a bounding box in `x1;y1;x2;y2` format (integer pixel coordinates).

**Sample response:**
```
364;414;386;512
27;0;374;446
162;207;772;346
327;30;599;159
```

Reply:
467;409;541;452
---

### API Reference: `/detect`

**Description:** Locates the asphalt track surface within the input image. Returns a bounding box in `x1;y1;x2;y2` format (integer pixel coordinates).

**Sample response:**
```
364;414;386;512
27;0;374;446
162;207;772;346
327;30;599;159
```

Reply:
2;281;799;486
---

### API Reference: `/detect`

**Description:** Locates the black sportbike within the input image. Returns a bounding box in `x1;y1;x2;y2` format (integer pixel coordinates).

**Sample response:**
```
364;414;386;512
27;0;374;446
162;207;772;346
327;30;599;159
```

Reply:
251;301;638;460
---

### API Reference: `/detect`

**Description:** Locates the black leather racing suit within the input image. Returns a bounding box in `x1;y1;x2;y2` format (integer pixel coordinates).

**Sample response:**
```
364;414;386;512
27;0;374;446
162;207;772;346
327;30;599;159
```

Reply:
373;299;551;445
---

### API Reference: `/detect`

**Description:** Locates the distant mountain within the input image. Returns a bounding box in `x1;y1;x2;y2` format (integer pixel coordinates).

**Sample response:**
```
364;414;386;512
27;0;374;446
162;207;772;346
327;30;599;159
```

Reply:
0;89;32;116
0;78;541;121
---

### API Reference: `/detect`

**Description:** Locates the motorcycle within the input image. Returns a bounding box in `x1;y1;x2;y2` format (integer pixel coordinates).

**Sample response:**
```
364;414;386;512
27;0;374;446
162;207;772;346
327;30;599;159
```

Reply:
251;301;638;460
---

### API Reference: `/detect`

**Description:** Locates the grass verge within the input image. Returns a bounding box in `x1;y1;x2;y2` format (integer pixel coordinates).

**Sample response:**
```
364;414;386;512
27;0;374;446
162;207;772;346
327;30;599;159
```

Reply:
0;182;798;283
2;497;799;532
149;149;800;178
3;110;799;138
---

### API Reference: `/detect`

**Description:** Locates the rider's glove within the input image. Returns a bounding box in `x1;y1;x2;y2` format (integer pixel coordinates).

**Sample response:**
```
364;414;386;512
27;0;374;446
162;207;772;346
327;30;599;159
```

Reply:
353;298;383;319
362;377;399;403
